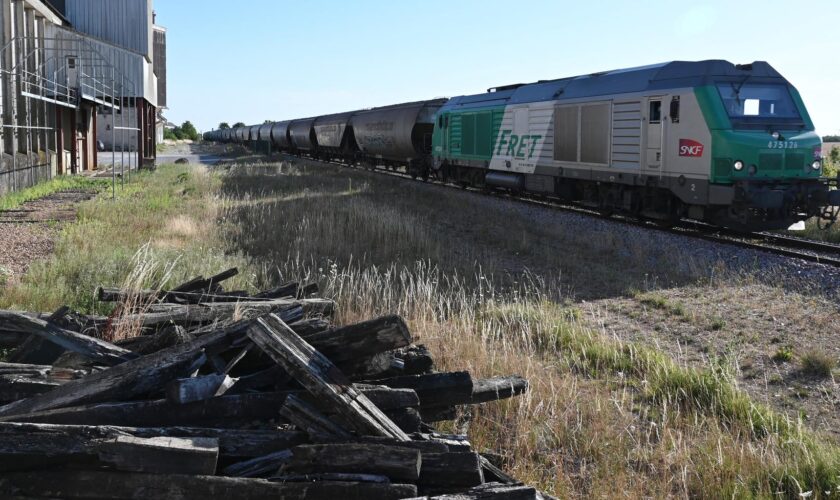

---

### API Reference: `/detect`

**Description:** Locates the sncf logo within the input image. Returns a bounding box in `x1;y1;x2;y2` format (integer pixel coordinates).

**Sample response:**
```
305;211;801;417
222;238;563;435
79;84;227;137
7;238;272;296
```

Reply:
679;139;704;157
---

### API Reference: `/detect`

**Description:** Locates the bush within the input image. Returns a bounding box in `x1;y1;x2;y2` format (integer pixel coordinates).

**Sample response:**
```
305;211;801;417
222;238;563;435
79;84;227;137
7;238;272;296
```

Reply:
801;350;836;378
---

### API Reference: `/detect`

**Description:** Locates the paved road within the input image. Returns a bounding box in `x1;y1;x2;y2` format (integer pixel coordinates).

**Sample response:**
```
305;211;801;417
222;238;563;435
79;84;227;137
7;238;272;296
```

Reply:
157;153;223;165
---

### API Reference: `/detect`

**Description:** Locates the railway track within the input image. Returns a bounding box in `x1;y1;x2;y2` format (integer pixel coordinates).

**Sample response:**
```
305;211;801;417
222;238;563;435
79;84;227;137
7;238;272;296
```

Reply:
281;153;840;268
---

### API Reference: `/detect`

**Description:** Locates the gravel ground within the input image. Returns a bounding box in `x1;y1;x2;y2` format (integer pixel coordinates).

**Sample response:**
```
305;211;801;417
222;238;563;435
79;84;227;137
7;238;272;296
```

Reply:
0;191;93;285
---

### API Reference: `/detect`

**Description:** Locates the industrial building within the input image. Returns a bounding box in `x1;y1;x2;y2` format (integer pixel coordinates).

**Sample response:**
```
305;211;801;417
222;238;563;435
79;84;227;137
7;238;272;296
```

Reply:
0;0;166;195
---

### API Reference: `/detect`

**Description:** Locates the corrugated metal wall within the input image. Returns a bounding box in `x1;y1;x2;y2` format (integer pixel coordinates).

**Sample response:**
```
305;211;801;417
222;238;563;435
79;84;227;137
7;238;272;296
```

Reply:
62;0;152;60
153;27;166;108
43;24;156;105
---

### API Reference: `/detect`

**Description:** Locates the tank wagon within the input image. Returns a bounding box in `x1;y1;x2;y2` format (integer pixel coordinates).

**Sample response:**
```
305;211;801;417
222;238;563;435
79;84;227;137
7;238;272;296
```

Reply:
431;60;839;229
257;123;273;143
208;60;838;230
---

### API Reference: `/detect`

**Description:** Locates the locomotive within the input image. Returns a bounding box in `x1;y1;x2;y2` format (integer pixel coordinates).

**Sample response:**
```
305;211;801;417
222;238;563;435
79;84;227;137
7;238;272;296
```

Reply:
205;60;840;230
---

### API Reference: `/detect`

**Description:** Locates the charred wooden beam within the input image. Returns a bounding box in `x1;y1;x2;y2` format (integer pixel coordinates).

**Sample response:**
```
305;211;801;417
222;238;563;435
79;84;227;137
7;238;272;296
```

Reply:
282;443;422;483
372;372;473;409
0;470;419;499
1;392;289;428
0;325;247;418
418;452;485;494
305;315;412;364
279;394;353;441
165;374;237;404
222;449;293;478
95;435;219;475
247;314;409;441
0;422;308;461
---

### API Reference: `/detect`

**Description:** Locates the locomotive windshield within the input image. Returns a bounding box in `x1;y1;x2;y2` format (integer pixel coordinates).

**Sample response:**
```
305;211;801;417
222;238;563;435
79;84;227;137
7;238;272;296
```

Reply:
716;82;802;126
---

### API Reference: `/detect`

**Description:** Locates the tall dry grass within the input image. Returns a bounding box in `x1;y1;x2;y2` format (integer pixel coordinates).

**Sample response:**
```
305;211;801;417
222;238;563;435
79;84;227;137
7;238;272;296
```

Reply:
216;162;840;498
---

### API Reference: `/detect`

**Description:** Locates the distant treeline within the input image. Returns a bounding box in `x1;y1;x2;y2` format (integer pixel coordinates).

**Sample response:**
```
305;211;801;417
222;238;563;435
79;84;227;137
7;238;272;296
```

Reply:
823;135;840;143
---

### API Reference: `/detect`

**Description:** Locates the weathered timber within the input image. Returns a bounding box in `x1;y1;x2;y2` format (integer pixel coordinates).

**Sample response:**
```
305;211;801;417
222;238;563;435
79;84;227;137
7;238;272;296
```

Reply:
0;362;87;380
479;455;518;485
418;452;485;493
416;376;529;422
348;385;419;411
417;433;472;453
271;473;390;483
471;376;529;404
305;315;412;363
98;287;276;305
384;407;423;434
166;374;237;404
0;375;59;402
0;427;218;475
116;325;193;355
1;392;289;428
253;282;299;299
0;325;246;418
96;435;219;475
113;299;330;328
291;317;332;337
0;312;135;367
0;330;27;349
408;482;539;500
282;443;422;482
280;394;354;441
248;313;410;441
0;470;419;499
0;422;308;460
222;449;293;478
373;372;473;408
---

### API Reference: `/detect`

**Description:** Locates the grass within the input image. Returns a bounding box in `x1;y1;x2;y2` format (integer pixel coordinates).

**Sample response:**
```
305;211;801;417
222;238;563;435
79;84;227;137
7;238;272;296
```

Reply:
3;158;840;497
0;175;108;211
0;164;250;314
773;346;795;363
800;350;836;379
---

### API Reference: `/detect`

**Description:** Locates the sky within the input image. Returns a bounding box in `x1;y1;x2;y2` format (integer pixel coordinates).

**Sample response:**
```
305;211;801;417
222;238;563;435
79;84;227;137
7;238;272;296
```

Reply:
155;0;840;136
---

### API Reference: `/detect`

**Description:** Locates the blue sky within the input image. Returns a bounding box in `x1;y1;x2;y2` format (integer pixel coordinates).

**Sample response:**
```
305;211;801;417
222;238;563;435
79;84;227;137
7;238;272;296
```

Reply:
155;0;840;136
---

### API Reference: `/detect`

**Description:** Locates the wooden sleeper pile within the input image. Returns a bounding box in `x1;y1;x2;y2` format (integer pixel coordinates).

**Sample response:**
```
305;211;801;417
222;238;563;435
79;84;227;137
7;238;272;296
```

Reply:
0;268;549;499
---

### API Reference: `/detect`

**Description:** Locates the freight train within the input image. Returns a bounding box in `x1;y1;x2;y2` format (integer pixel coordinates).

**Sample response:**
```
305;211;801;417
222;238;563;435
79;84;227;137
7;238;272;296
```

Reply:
205;60;840;230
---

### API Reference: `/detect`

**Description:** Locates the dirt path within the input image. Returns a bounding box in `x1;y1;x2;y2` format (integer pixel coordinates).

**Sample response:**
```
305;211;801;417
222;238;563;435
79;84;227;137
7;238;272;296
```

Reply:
0;190;95;284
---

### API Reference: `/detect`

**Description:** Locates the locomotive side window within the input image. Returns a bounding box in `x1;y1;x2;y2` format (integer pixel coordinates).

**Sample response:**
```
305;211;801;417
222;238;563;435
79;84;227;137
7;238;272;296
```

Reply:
580;103;610;164
554;105;579;162
649;101;662;124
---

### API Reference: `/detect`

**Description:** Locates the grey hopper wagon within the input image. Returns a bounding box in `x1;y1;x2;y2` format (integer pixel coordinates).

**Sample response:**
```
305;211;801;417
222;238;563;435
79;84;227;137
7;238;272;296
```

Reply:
258;124;273;142
270;121;293;149
248;125;262;142
312;111;359;156
351;99;448;164
288;118;317;152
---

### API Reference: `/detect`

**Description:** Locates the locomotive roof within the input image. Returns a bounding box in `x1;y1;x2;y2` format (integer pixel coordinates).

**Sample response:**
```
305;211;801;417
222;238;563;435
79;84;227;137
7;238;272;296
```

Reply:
444;60;789;109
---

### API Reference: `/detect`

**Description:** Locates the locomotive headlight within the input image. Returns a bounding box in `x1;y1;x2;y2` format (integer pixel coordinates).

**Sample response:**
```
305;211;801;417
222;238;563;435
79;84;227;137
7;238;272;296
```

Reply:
771;131;780;140
812;160;822;171
733;160;745;171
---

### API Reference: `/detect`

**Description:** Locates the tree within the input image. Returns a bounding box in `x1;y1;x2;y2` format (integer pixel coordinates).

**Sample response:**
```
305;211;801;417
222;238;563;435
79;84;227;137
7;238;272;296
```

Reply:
232;122;246;129
264;119;273;124
822;135;840;143
180;121;199;141
163;128;177;141
830;147;840;165
218;122;230;130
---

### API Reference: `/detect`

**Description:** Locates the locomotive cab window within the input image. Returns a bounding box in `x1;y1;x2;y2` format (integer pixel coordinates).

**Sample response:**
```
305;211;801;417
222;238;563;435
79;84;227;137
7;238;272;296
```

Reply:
649;101;662;124
716;83;802;127
669;97;680;123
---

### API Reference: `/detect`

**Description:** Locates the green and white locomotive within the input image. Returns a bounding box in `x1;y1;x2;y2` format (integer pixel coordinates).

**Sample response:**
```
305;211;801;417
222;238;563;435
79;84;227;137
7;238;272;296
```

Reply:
431;60;839;230
211;60;839;231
